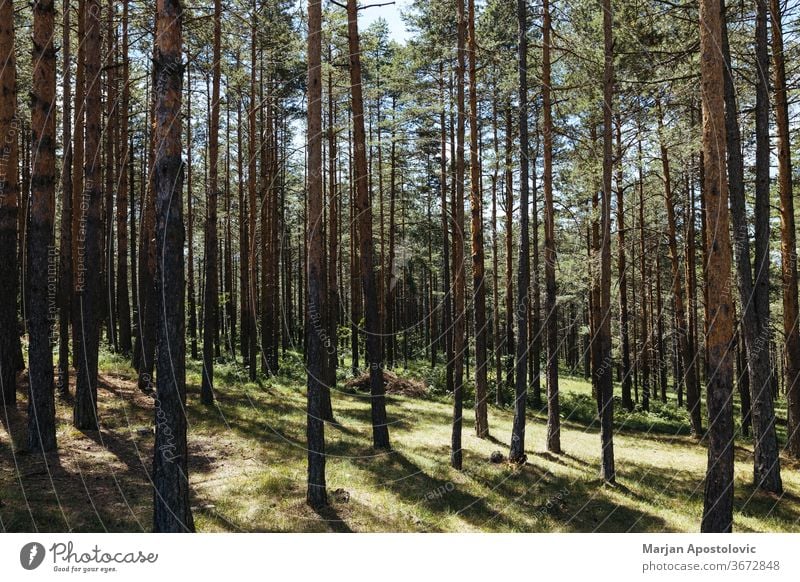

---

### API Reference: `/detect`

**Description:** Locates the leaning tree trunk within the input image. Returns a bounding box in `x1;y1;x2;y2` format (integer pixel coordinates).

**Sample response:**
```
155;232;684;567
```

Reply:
346;0;390;450
699;0;735;533
27;0;58;450
151;0;194;533
0;0;20;407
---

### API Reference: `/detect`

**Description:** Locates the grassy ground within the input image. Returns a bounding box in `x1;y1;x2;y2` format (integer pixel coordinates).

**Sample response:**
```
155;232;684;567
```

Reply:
2;350;800;532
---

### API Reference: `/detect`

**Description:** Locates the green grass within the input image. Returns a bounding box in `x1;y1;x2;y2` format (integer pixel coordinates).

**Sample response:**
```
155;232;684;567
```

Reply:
1;349;799;532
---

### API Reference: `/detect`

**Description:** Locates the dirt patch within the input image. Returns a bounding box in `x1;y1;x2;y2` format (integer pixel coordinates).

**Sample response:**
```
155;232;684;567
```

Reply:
345;370;428;397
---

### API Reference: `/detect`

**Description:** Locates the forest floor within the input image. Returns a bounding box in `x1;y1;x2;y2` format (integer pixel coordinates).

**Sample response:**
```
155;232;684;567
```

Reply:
2;350;800;532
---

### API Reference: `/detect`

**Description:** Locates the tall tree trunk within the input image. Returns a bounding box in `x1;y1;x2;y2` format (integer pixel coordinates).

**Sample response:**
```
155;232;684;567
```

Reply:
503;104;514;402
346;0;390;450
117;0;132;357
597;0;615;482
201;0;221;405
450;0;467;469
699;0;735;533
28;0;58;449
56;0;72;396
74;0;103;430
439;66;454;406
770;0;800;458
468;0;489;438
306;0;328;508
247;2;257;381
720;0;781;492
103;0;117;352
637;135;651;410
616;115;632;412
658;104;701;436
1;0;21;407
510;0;530;462
152;0;193;532
542;0;560;453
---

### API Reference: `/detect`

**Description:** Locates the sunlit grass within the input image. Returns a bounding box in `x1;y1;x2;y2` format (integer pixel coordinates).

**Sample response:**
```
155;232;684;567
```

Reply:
1;348;799;532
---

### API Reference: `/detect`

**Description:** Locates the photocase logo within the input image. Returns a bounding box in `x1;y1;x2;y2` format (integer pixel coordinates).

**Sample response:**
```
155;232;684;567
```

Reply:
19;542;46;570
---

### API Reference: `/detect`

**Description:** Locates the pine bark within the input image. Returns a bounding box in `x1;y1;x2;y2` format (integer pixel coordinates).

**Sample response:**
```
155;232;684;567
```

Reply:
699;0;735;533
306;0;328;508
28;0;58;449
152;0;194;533
0;0;20;407
769;0;800;457
201;0;221;405
346;0;390;450
542;0;560;453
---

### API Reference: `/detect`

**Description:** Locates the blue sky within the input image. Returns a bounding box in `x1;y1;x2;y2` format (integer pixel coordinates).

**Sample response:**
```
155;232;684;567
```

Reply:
358;0;412;42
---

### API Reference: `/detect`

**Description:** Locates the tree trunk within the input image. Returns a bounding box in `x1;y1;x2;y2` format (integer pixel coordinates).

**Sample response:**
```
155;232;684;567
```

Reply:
55;0;72;397
346;0;390;450
306;0;328;508
699;0;735;533
466;0;489;438
116;0;132;357
201;0;221;405
658;104;701;436
542;0;560;453
28;0;58;449
74;0;103;431
616;115;632;412
151;0;194;532
0;0;20;407
510;0;530;462
450;0;467;469
769;0;800;458
597;0;615;482
720;0;781;492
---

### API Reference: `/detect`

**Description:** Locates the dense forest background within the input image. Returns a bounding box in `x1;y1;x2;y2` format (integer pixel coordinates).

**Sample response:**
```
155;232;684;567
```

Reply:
2;0;800;533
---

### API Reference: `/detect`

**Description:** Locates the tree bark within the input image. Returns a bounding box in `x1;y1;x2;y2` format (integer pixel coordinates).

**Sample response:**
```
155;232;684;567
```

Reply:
201;0;221;405
0;0;20;407
28;0;58;449
74;0;103;431
542;0;560;453
721;0;781;492
306;0;328;508
151;0;194;532
346;0;390;450
510;0;530;462
699;0;735;533
769;0;800;458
